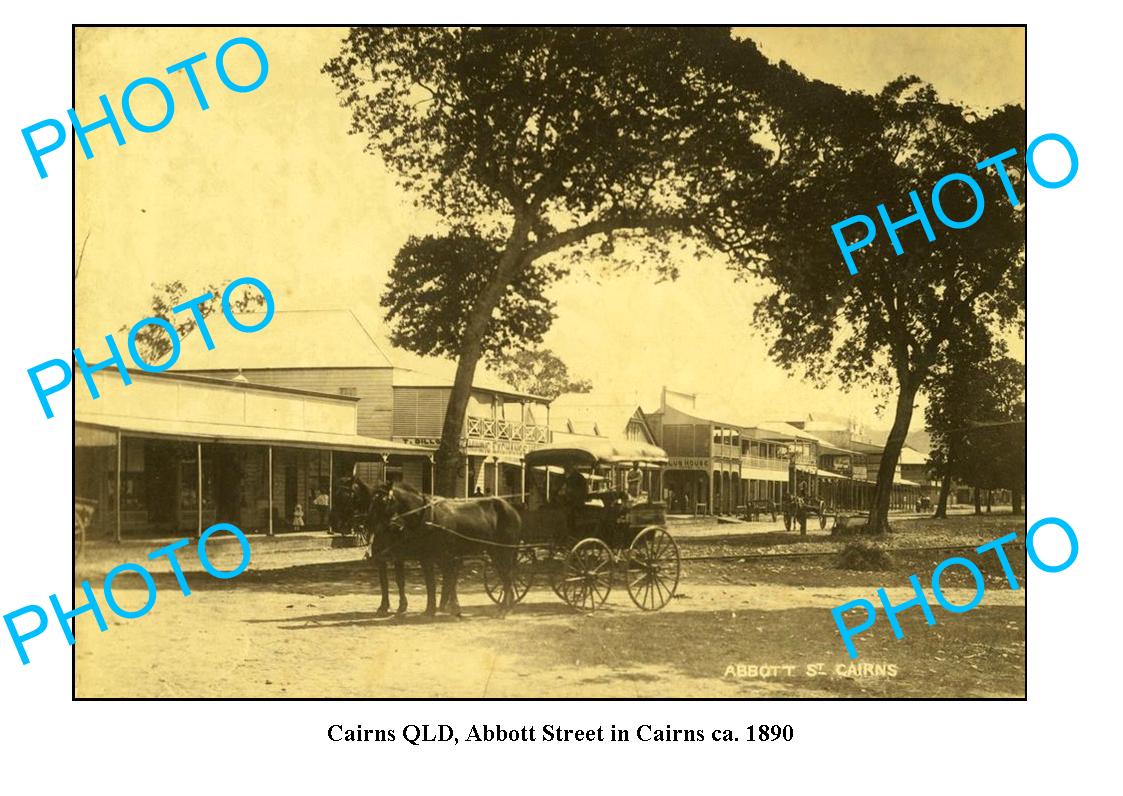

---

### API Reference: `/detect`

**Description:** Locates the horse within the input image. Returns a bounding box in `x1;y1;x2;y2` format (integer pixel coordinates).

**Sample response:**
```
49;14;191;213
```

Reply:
365;481;522;617
330;476;371;539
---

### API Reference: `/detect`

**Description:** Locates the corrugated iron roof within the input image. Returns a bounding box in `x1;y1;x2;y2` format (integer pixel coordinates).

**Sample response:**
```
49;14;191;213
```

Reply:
549;393;653;442
174;309;394;370
174;309;546;401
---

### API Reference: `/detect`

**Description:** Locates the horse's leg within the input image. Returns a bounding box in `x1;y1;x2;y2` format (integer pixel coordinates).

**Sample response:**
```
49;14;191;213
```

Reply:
439;559;461;614
421;560;437;616
375;557;390;617
497;549;515;618
438;555;451;612
394;558;408;614
445;556;462;617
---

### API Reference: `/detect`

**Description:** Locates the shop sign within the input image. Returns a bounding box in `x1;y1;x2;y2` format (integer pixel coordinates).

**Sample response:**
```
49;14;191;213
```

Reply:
667;457;710;470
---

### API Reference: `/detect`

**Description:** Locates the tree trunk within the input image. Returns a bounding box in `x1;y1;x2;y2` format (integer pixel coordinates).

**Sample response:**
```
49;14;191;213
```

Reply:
866;376;919;534
433;218;532;497
935;470;952;519
973;487;982;515
1012;487;1023;514
986;489;992;513
434;339;486;496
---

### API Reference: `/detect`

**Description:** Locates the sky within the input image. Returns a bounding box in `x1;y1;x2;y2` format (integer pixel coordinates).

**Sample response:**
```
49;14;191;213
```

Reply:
75;26;1025;431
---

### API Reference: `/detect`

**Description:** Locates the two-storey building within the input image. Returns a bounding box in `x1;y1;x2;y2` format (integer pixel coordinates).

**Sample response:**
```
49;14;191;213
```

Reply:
646;388;787;515
176;309;551;497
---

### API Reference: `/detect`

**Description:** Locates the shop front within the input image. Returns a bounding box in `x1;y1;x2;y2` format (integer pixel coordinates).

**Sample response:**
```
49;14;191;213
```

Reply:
75;370;430;541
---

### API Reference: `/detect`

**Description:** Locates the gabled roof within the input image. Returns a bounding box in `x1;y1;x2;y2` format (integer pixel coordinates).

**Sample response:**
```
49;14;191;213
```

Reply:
656;390;756;430
847;439;886;454
174;309;394;370
549;393;654;442
392;366;546;401
174;309;544;400
898;445;928;465
753;421;830;444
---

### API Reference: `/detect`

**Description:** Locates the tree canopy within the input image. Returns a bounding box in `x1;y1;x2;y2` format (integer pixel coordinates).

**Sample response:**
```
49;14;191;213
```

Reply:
325;26;813;493
926;336;1025;512
724;76;1026;530
381;231;562;360
324;27;780;247
488;348;592;400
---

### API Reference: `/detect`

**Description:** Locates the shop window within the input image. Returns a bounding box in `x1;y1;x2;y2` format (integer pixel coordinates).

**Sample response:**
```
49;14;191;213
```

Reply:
178;452;215;512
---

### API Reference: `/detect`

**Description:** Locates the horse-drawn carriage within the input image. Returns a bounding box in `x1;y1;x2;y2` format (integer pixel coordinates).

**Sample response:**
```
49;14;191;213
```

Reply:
781;495;829;533
480;438;681;612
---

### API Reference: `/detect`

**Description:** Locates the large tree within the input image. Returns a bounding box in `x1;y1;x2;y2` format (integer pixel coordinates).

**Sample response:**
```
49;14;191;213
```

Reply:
725;77;1026;533
325;27;792;494
959;418;1026;514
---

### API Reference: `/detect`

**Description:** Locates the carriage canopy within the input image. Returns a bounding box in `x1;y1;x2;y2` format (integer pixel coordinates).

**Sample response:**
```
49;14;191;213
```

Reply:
524;438;668;469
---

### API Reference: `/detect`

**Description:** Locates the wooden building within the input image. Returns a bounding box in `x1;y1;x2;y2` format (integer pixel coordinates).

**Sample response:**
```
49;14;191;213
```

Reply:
646;389;788;515
176;309;551;497
75;369;428;540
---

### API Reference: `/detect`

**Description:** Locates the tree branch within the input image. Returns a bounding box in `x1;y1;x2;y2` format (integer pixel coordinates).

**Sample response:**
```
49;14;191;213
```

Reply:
526;213;698;260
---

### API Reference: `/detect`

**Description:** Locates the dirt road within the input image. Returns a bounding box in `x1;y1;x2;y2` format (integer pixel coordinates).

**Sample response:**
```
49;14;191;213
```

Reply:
74;553;1025;698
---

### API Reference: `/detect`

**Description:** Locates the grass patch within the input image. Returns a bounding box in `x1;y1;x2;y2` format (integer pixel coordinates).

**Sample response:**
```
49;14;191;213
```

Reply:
837;540;893;571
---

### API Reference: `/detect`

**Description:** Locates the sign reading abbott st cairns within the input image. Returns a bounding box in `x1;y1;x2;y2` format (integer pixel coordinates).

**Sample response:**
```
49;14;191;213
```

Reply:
21;36;269;179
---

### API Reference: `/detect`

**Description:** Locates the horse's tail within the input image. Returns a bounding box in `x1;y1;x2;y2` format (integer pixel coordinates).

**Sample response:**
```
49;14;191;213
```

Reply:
488;497;522;544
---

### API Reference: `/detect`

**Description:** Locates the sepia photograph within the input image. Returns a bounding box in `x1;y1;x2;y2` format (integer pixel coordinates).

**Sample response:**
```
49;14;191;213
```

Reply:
72;25;1027;698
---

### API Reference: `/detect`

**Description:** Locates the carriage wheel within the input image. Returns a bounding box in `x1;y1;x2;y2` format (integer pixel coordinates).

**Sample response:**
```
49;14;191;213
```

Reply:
626;526;680;611
557;538;614;611
484;547;536;605
549;534;580;598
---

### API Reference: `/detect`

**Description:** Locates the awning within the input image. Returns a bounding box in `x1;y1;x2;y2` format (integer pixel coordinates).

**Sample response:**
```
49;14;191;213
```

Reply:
76;417;431;456
526;437;668;468
740;467;788;482
816;468;846;480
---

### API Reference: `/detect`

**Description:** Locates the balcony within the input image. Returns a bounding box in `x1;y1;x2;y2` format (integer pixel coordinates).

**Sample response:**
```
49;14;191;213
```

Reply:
466;415;549;444
741;455;788;472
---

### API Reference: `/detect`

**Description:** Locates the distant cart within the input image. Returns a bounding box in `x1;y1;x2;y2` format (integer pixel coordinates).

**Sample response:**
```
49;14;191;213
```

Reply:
741;499;779;522
481;439;680;612
782;496;829;533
